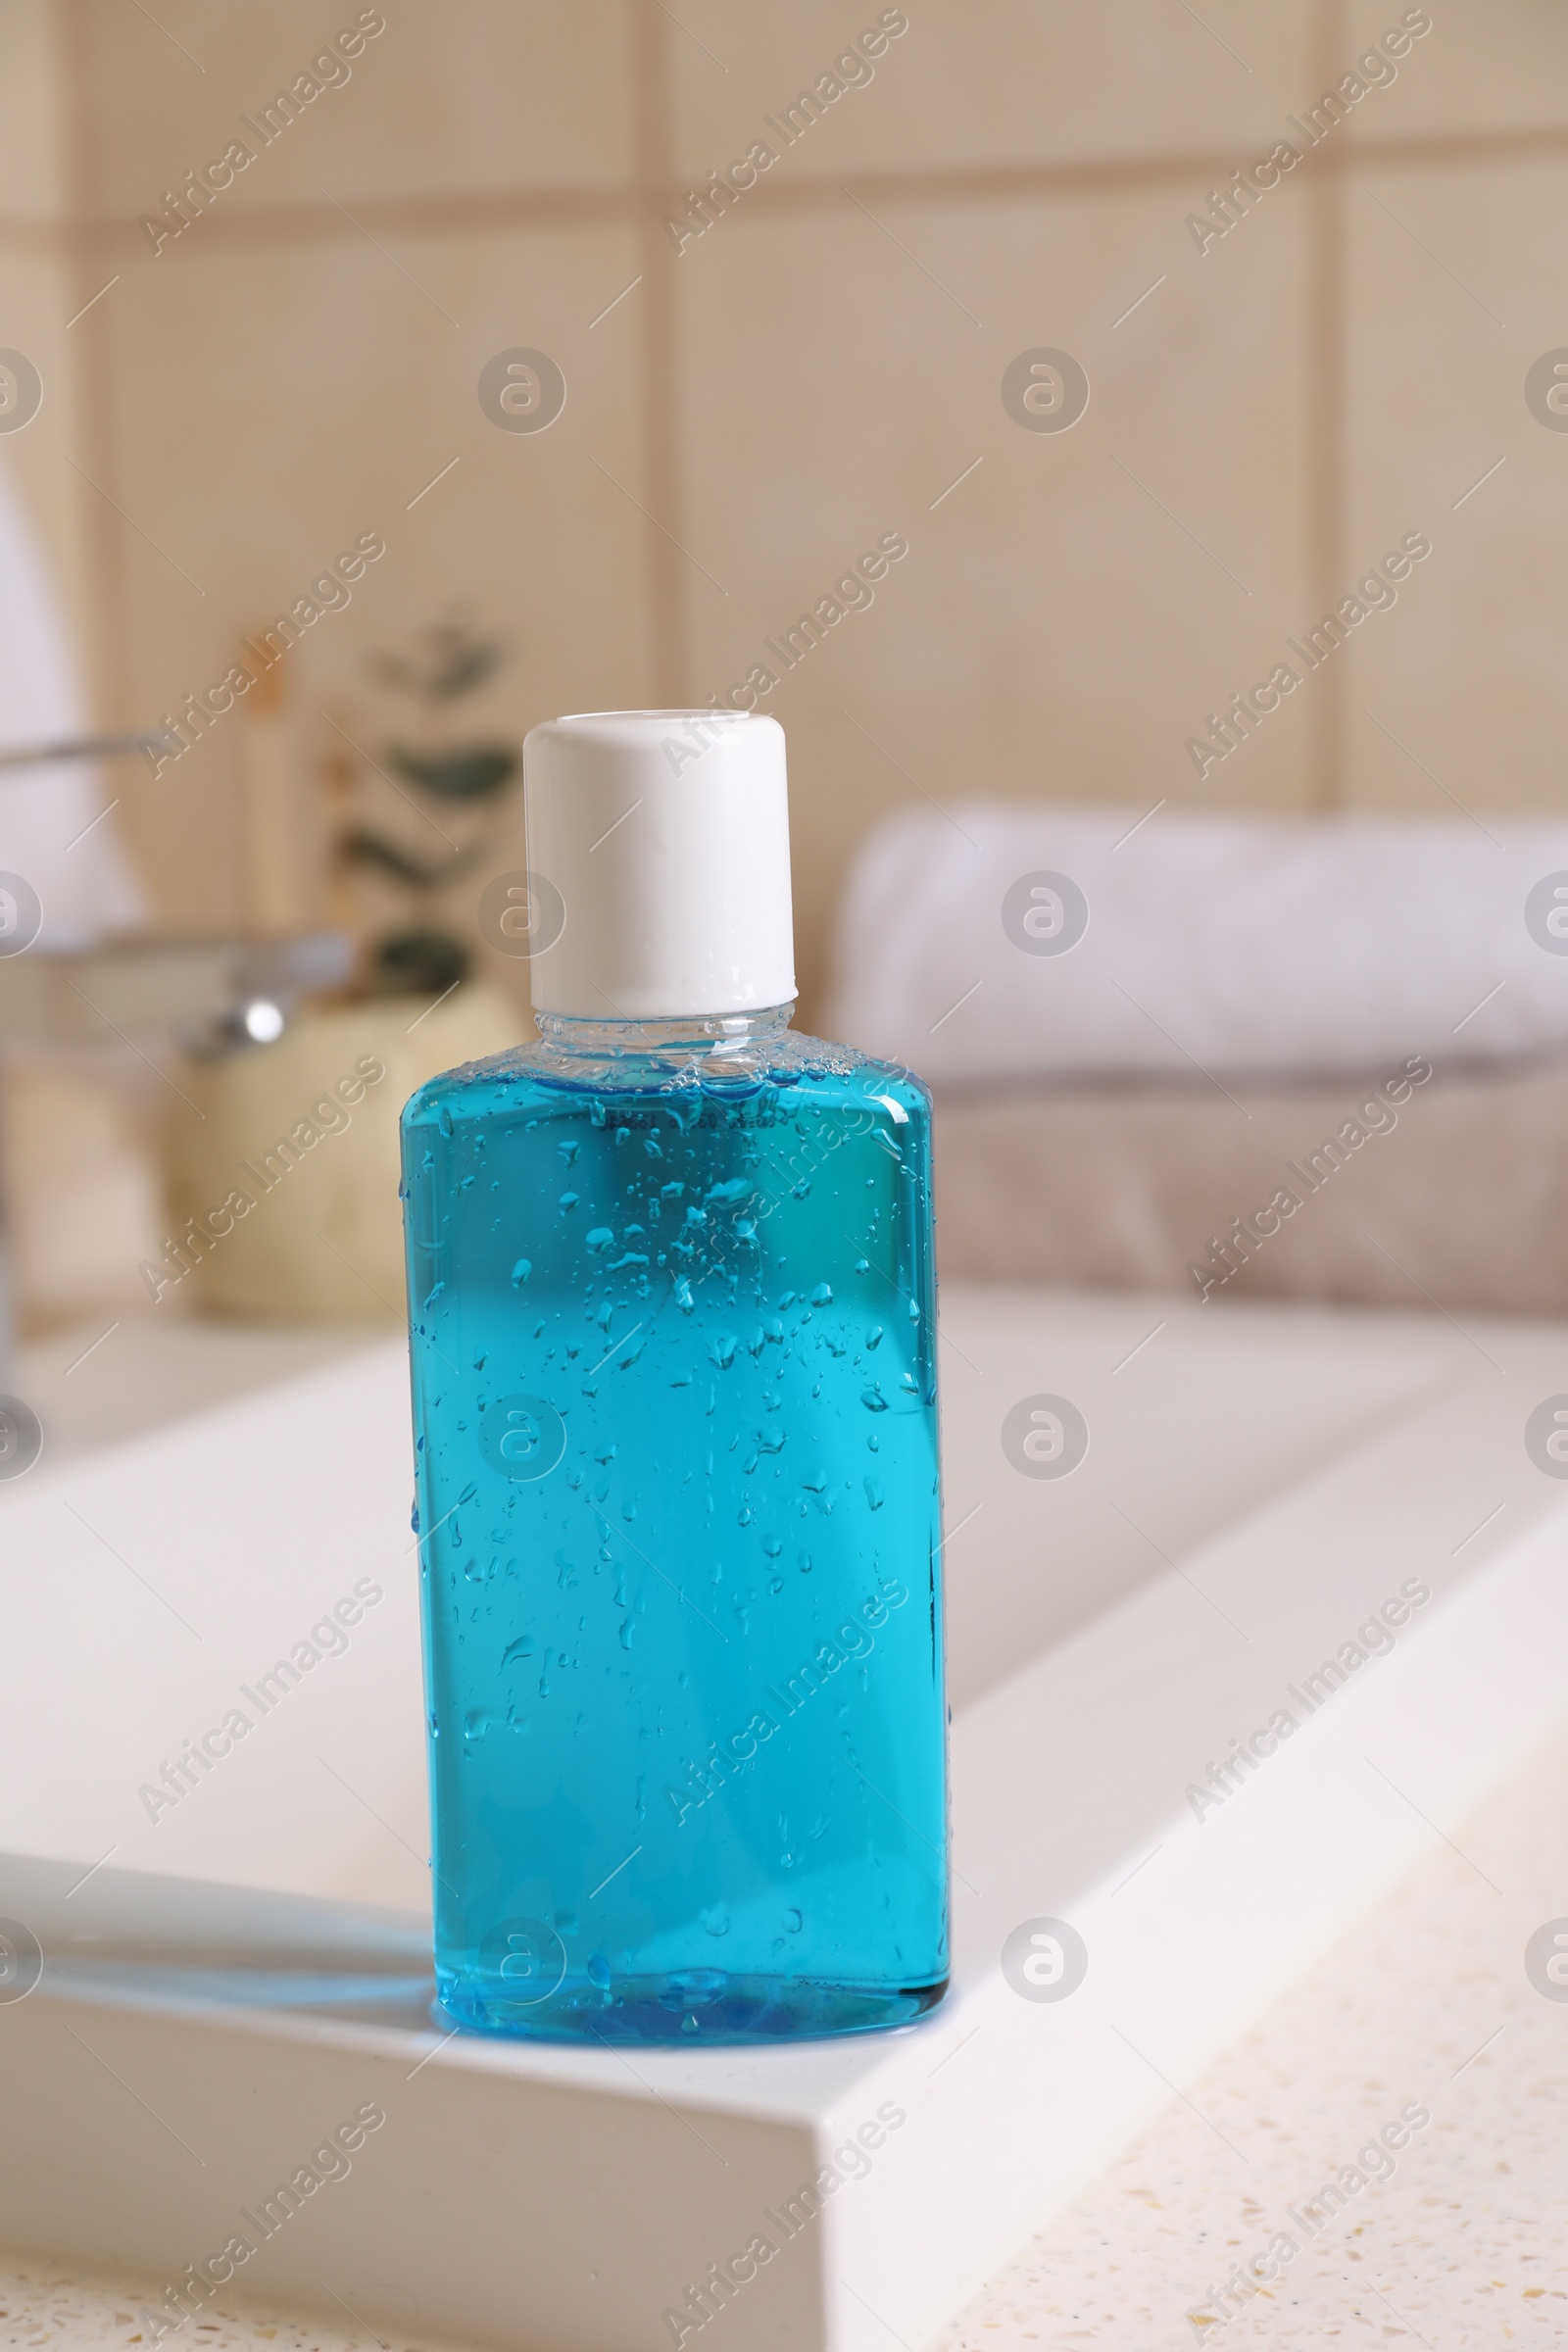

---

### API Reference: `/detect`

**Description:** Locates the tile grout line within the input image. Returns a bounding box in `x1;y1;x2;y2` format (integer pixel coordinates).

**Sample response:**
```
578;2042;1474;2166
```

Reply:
9;131;1568;259
633;0;690;704
59;0;131;775
1305;0;1349;815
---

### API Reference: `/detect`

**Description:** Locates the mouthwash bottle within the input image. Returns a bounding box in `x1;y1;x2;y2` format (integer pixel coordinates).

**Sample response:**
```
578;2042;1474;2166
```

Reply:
401;710;948;2042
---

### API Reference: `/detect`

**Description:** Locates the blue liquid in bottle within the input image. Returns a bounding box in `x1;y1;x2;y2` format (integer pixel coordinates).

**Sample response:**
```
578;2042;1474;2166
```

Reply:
401;1006;948;2041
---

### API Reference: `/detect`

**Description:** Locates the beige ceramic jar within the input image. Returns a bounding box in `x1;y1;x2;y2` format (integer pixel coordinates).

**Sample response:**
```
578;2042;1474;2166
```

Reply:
159;985;522;1321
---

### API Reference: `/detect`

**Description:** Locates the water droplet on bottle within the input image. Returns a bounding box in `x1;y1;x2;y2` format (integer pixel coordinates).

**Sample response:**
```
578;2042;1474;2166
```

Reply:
701;1904;730;1937
511;1258;532;1287
860;1387;889;1412
782;1908;803;1934
586;1952;612;1990
810;1283;833;1306
661;1968;726;2011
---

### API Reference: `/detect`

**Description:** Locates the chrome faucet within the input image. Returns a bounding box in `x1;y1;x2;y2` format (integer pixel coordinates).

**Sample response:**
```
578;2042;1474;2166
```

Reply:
0;731;352;1384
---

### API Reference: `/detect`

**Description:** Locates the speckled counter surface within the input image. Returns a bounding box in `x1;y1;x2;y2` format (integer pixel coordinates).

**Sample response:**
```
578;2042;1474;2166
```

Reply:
5;1713;1565;2352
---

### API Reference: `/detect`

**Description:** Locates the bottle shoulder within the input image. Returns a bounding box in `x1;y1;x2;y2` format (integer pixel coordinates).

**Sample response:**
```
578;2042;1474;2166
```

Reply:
401;1028;931;1131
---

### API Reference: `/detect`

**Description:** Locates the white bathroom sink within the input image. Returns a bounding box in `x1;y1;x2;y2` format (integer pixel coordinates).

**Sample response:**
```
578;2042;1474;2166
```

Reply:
1;1286;1564;2352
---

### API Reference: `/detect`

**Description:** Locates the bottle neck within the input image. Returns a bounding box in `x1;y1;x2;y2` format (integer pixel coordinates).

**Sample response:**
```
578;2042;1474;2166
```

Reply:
532;1002;795;1068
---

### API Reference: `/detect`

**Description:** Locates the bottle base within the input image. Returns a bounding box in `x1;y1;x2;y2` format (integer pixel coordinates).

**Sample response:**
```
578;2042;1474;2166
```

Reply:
434;1968;949;2044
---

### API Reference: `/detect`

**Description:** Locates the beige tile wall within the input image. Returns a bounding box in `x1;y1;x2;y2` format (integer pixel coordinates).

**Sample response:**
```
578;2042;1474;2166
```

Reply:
667;0;1314;174
78;0;638;213
0;1;108;666
0;0;1563;1017
94;217;654;920
1342;151;1568;818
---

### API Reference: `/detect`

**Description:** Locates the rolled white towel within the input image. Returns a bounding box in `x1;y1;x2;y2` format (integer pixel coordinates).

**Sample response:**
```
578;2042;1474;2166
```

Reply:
826;804;1568;1083
0;457;146;948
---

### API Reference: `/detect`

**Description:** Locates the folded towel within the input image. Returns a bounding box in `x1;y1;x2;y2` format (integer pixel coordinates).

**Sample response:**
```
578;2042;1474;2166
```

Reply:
826;805;1568;1082
928;1056;1568;1314
0;458;145;948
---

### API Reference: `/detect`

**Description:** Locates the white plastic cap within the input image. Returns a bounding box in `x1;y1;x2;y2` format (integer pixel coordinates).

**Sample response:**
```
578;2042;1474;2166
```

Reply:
521;710;796;1019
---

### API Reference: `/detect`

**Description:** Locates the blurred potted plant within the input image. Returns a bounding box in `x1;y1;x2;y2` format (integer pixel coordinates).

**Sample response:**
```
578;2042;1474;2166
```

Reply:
346;613;521;997
162;612;527;1323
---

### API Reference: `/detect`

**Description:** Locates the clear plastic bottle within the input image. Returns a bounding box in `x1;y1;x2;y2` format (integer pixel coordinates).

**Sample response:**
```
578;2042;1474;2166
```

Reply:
400;712;949;2042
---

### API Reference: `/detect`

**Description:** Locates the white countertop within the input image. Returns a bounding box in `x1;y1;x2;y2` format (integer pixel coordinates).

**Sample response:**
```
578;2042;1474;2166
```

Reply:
3;1298;1563;2349
3;1704;1562;2349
